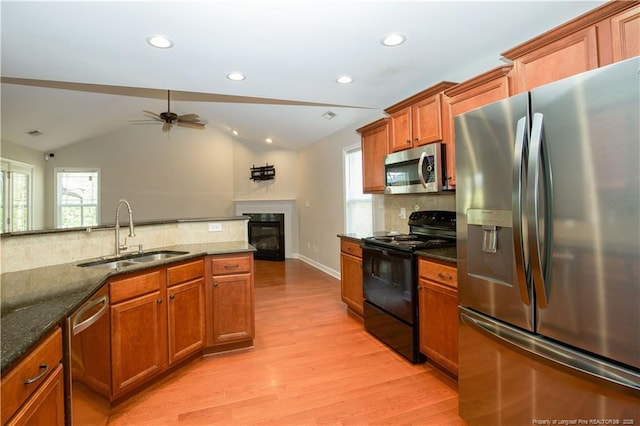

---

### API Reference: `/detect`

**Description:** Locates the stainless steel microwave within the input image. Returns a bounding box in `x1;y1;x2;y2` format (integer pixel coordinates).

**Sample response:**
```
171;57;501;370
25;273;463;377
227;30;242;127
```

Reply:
384;143;445;194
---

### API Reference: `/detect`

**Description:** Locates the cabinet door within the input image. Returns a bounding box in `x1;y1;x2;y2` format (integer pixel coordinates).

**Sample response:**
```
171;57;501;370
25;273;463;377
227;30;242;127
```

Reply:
210;274;255;346
340;252;363;318
360;121;389;193
389;106;412;152
419;278;458;376
445;66;512;188
610;5;640;62
7;364;65;426
412;95;443;146
168;278;205;364
111;291;167;397
511;26;599;93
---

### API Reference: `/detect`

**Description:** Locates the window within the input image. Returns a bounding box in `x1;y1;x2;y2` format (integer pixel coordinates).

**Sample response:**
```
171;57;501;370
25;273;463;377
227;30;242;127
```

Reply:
55;168;100;228
344;146;372;236
1;159;33;233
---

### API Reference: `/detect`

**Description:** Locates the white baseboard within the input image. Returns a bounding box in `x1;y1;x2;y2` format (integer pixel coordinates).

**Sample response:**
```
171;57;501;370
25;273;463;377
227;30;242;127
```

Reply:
292;253;340;280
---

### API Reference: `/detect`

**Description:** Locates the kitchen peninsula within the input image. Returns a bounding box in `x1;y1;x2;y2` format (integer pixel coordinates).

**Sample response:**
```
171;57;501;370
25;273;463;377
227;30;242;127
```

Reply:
0;216;256;424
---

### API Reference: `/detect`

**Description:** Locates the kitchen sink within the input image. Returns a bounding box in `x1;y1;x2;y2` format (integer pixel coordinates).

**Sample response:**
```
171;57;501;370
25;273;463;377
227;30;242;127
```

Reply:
77;250;189;269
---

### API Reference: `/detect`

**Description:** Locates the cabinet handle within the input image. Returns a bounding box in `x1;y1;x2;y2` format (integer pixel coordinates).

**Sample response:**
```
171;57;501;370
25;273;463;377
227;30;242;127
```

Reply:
24;364;48;385
437;272;453;280
406;139;411;144
157;299;163;304
213;282;219;287
169;294;175;300
224;264;239;269
414;138;419;142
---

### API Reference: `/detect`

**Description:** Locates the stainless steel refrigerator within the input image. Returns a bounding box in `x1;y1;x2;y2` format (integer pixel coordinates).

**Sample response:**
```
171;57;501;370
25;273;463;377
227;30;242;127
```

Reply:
456;57;640;425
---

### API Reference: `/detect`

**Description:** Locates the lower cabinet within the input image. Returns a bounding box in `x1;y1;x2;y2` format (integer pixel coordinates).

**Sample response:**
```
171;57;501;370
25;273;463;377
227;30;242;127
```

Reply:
1;328;65;426
110;259;205;399
206;253;255;351
339;238;363;318
110;269;168;398
418;257;459;376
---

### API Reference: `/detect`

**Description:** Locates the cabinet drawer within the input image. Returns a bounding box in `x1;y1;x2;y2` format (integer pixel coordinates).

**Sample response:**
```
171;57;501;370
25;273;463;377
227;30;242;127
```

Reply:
1;328;62;425
210;254;252;275
340;240;362;258
110;269;162;304
418;258;457;288
167;259;204;287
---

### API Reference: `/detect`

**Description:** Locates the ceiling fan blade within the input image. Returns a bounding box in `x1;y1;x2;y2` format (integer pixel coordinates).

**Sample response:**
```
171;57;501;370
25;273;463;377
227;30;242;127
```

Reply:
177;113;200;121
162;122;172;132
176;121;205;129
143;110;163;119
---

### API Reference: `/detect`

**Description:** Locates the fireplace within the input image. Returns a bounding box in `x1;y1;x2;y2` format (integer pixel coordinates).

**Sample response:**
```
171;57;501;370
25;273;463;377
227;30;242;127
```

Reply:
246;213;285;261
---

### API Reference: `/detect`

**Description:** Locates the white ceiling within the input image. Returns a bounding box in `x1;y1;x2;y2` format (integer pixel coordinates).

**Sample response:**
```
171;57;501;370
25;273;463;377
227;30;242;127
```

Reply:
1;0;604;152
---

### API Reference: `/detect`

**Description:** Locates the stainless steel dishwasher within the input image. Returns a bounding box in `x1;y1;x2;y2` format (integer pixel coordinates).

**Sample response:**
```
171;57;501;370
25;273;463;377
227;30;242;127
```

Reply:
65;285;111;425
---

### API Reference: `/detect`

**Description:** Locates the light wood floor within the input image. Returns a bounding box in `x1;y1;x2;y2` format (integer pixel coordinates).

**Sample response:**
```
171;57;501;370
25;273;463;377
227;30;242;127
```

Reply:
108;259;466;425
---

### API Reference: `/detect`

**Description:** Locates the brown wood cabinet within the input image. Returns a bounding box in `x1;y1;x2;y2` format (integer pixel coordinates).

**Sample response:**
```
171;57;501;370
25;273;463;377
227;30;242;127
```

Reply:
610;4;640;62
418;257;458;377
502;1;639;94
206;253;255;351
110;260;206;399
167;260;206;364
385;82;456;153
339;238;363;319
1;328;64;426
6;365;65;426
444;65;513;188
110;269;167;398
357;118;389;194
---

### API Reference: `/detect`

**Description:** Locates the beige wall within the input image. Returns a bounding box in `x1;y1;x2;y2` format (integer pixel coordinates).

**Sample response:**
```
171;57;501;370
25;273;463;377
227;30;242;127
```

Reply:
43;125;235;228
0;139;46;229
232;139;297;201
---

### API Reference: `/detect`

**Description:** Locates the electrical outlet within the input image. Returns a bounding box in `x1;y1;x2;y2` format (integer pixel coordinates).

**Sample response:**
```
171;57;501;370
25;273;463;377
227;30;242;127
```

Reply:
208;222;222;232
400;208;406;219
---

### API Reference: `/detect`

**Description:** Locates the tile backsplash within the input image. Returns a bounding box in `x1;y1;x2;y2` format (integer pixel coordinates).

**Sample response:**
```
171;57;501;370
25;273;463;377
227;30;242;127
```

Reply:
0;218;248;273
380;193;455;233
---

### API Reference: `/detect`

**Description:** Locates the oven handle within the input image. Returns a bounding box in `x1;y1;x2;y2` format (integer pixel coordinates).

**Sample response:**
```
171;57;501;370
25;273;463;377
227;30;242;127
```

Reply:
361;244;414;260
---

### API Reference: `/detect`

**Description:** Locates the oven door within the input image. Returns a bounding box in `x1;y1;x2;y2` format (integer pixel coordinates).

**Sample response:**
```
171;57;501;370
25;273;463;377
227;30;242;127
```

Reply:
362;245;416;324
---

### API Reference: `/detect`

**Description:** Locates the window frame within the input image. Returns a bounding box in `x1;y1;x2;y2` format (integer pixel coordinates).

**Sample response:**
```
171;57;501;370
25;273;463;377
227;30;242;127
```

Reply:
1;158;34;233
343;144;372;236
54;167;101;228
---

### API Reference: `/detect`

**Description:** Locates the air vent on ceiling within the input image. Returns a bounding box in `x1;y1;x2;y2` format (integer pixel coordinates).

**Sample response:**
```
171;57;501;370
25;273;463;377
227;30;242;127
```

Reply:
26;130;43;137
322;111;337;120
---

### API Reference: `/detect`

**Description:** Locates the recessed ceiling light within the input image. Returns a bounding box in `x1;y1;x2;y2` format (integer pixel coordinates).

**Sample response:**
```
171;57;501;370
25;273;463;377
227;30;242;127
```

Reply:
146;35;174;49
381;33;407;47
335;75;353;84
26;129;43;136
265;138;273;144
232;130;239;136
227;72;246;81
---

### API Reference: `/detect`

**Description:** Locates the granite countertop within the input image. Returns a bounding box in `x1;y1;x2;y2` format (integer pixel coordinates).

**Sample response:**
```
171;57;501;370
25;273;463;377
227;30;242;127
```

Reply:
0;241;255;373
337;233;457;264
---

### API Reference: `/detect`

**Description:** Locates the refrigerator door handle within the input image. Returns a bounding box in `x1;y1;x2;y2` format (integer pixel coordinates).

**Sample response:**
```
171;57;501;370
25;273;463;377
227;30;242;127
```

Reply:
527;112;553;308
460;308;640;391
417;151;427;188
512;116;531;305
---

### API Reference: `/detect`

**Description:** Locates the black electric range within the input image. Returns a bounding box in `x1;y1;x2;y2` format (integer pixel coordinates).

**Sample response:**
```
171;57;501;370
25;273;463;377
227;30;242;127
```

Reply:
360;210;456;363
362;210;457;252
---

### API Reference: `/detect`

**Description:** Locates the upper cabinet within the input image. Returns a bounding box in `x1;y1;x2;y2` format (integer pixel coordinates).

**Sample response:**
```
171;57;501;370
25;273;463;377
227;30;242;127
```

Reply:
610;5;640;62
444;65;513;188
503;1;639;93
384;82;457;153
357;118;389;194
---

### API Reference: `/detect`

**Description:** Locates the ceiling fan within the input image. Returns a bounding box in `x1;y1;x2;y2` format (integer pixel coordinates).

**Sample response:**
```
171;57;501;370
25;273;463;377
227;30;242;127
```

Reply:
143;90;205;132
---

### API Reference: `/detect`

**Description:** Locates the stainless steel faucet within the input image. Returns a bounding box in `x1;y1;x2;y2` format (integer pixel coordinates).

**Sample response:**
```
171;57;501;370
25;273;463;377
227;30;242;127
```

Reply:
115;199;136;256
